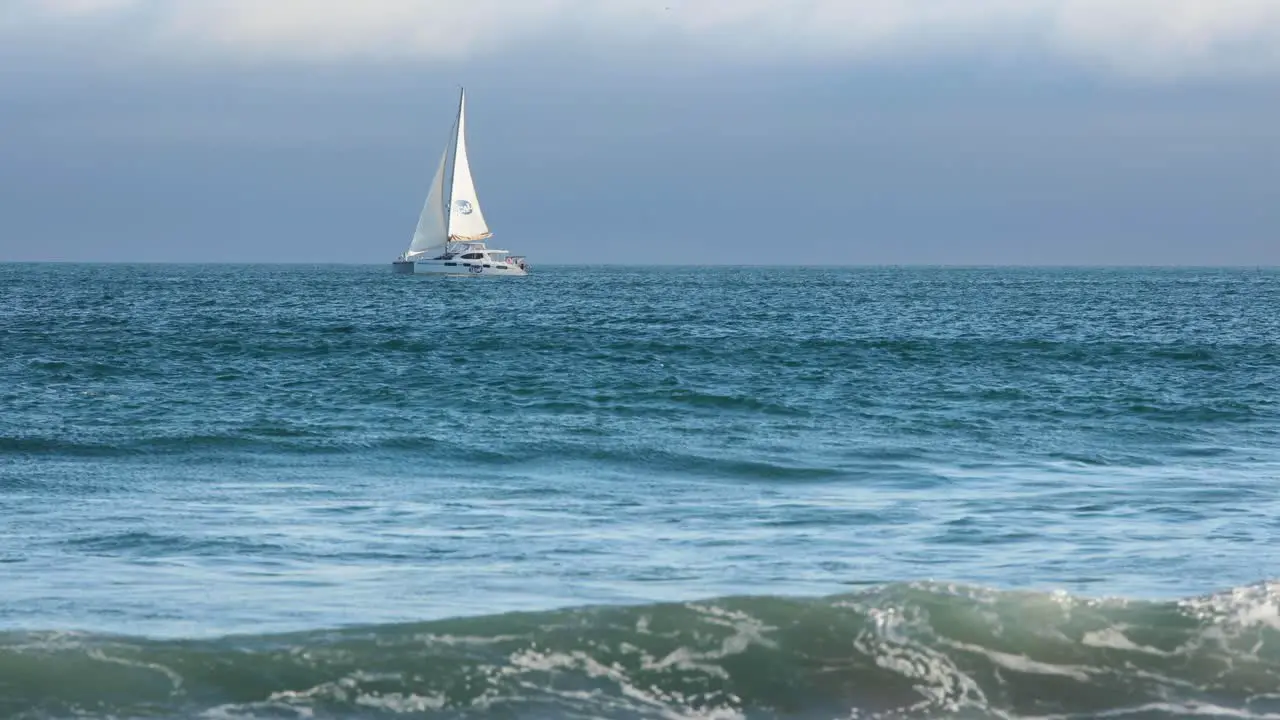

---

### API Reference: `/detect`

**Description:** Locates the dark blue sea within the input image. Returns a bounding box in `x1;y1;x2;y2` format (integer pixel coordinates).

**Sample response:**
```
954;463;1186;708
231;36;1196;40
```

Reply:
2;264;1278;719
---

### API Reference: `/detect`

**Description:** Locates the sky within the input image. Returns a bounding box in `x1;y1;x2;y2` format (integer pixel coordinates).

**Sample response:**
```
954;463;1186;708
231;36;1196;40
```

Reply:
1;0;1277;265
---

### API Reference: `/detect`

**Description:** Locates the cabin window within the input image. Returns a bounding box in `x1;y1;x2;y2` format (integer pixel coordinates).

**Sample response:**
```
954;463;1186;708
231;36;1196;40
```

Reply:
461;253;483;260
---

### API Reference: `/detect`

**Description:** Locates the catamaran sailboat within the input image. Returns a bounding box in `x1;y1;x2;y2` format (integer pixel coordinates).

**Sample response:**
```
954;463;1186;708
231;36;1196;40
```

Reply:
393;88;528;276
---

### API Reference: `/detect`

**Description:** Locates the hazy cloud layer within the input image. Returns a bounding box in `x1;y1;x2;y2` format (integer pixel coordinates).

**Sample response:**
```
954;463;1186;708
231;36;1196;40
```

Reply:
2;1;1277;264
4;68;1276;264
8;0;1280;79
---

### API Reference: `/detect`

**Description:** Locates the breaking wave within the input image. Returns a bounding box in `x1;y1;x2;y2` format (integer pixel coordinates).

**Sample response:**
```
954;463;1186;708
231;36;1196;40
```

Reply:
4;581;1279;719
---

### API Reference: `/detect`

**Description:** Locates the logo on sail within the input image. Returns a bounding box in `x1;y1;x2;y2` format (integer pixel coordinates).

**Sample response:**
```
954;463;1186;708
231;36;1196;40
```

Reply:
454;200;474;215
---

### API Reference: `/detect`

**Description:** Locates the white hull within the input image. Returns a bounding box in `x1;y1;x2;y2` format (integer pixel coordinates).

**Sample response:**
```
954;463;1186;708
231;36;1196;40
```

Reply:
393;258;527;276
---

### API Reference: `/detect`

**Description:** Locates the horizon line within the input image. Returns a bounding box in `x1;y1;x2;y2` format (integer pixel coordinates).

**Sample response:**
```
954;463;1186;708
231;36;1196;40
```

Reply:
2;260;1278;269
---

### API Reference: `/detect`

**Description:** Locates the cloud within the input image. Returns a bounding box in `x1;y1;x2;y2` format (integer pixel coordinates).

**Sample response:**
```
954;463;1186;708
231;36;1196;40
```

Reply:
6;0;1280;79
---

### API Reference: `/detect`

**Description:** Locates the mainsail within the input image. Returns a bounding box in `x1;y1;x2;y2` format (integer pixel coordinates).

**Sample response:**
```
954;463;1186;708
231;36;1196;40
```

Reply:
405;88;492;257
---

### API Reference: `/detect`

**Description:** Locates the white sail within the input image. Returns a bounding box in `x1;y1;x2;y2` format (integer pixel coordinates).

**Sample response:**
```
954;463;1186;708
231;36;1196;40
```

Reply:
407;142;451;256
445;89;493;241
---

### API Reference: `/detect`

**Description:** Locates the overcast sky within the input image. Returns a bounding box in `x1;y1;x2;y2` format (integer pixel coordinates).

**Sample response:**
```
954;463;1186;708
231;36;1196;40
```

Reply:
1;0;1277;265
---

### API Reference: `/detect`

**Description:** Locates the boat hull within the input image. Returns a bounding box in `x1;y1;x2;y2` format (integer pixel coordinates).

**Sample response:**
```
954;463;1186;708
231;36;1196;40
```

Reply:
394;259;528;277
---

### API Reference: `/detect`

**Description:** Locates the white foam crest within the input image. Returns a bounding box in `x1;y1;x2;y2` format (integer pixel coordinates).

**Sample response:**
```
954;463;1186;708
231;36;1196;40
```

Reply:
85;648;185;695
1024;700;1280;719
264;675;358;704
352;691;446;712
0;630;95;654
937;639;1093;682
206;670;437;717
643;647;729;679
412;632;524;646
200;700;315;719
1180;581;1280;631
694;604;779;649
848;600;992;716
1171;580;1280;672
507;647;626;681
609;602;778;678
504;647;744;719
1080;626;1173;656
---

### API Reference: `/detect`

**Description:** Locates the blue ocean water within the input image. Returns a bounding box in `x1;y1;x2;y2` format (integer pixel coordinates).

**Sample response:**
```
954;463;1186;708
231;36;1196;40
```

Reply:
1;263;1278;719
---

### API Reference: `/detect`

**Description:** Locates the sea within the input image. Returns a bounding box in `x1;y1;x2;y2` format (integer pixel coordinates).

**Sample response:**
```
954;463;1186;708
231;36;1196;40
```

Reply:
1;263;1278;719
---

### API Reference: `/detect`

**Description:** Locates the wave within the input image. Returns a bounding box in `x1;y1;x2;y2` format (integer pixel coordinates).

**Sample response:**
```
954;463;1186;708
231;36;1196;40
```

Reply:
62;531;285;558
0;433;857;481
3;581;1278;719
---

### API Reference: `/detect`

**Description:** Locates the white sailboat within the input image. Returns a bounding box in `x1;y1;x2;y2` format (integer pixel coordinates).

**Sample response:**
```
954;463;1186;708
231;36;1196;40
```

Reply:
393;88;528;276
